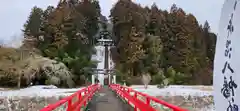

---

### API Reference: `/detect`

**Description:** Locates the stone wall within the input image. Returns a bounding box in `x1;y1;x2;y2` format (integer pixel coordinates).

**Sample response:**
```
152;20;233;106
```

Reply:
0;96;67;111
154;95;214;111
132;85;214;111
0;95;214;111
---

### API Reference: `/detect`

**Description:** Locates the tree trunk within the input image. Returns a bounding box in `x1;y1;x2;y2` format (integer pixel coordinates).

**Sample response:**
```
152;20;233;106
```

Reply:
18;73;21;88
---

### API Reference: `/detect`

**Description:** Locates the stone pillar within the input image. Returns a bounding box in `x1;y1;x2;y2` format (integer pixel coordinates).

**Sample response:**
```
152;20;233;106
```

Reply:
108;74;111;84
92;75;95;85
104;45;109;85
113;75;116;84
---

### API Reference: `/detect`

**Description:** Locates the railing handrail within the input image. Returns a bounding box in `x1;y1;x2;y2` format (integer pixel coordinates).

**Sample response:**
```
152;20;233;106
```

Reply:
74;84;99;111
40;84;100;111
111;84;187;111
110;84;155;111
40;88;87;111
130;87;187;111
75;87;96;110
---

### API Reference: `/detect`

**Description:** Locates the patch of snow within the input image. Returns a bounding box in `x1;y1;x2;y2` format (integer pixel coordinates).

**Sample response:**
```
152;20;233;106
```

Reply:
0;85;84;97
198;105;215;111
28;85;58;89
130;85;213;97
130;85;214;111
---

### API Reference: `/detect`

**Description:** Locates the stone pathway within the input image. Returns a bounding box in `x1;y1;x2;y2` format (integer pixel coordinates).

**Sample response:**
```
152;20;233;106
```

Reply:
87;86;133;111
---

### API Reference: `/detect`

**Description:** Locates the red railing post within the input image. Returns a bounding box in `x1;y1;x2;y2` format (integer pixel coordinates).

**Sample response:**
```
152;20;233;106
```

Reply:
78;92;82;100
134;92;137;99
110;84;156;111
109;84;187;111
66;99;72;111
83;90;87;106
40;84;101;111
146;97;150;106
86;87;89;94
134;107;138;111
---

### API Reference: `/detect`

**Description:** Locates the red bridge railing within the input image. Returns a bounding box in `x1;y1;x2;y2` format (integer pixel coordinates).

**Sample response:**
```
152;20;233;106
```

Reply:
110;84;155;111
40;84;101;111
110;84;187;111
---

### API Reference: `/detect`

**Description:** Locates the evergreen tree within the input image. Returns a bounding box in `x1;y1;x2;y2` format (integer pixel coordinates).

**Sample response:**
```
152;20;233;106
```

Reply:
110;1;217;85
22;0;217;86
22;0;101;86
23;6;44;37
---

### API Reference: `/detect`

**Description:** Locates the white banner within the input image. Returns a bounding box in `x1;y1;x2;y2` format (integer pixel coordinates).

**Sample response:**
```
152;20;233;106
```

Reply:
214;0;240;111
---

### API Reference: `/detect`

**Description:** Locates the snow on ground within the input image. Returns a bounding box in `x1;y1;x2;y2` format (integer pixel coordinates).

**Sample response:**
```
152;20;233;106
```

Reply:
130;85;214;111
0;85;214;110
0;85;84;97
0;85;213;98
130;85;213;97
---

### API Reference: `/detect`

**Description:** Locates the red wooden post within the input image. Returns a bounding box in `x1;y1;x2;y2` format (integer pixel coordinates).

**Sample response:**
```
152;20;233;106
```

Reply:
134;107;138;111
134;92;138;111
127;88;130;94
87;87;89;94
83;96;87;106
66;100;72;111
134;92;137;99
146;97;150;106
78;93;82;101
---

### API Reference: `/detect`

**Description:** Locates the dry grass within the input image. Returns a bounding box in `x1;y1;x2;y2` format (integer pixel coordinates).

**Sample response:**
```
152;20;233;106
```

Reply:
0;47;48;86
0;46;74;88
0;47;34;87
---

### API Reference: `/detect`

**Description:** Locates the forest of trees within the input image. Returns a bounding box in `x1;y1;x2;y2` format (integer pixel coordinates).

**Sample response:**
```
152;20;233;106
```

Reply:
0;0;216;87
22;0;101;85
110;0;216;85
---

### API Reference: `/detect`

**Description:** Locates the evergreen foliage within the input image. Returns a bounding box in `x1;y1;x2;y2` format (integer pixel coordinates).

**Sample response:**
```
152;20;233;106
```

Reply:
21;0;216;86
22;0;101;86
110;0;216;85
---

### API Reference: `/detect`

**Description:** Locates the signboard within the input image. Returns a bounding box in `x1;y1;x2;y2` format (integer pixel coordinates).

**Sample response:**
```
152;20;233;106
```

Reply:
214;0;240;111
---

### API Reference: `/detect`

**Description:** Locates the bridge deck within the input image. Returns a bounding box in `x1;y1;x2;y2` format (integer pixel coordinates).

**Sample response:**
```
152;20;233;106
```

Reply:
87;86;133;111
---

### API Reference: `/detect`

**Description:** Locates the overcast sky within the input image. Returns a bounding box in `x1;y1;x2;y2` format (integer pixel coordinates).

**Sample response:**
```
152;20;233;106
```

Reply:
0;0;225;43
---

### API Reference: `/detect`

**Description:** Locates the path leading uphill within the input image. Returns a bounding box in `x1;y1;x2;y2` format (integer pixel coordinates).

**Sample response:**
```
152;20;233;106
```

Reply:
87;86;134;111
